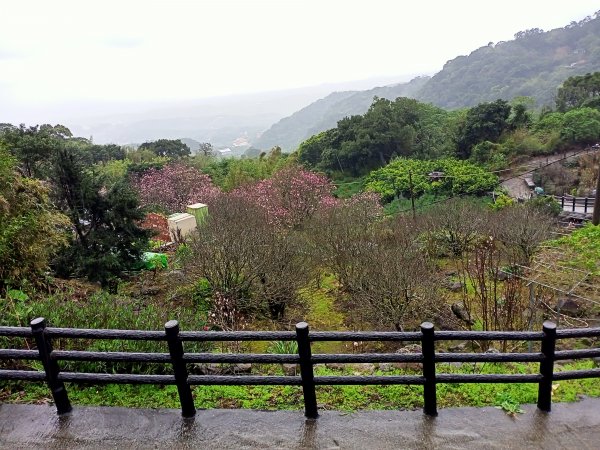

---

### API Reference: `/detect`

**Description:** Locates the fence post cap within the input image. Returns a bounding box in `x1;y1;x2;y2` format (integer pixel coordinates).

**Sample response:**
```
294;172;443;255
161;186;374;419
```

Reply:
30;317;46;328
165;320;179;330
296;322;309;331
421;322;434;330
542;321;557;331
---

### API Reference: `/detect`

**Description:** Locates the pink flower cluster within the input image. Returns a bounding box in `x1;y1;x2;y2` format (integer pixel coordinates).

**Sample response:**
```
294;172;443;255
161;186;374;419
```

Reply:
133;164;221;213
232;166;336;228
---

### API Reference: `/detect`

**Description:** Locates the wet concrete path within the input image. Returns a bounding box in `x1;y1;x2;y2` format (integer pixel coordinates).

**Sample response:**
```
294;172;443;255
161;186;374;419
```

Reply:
2;398;600;449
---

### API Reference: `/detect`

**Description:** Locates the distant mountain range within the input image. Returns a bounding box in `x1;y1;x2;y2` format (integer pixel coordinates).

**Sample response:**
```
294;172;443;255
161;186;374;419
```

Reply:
66;76;416;146
255;13;600;152
254;77;429;151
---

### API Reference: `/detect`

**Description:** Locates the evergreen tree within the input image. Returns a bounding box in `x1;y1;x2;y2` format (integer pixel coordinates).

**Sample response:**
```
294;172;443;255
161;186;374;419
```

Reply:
52;147;150;290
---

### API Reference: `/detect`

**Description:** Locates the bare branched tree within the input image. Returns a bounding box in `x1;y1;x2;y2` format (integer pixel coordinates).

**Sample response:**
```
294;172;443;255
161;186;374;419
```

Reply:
344;217;442;331
184;194;310;324
451;204;553;345
307;194;382;289
421;199;489;258
492;204;555;265
185;195;266;310
255;229;310;321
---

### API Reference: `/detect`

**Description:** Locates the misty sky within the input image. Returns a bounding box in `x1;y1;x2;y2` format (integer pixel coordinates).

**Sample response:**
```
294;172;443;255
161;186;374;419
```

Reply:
1;0;599;125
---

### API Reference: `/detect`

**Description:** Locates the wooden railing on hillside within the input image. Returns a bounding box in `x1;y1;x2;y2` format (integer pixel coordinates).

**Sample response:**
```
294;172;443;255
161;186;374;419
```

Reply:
554;195;596;213
2;318;600;418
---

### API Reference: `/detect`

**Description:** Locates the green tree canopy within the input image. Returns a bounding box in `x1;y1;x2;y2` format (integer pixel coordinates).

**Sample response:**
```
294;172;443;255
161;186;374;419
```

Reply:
556;72;600;112
298;97;456;175
138;139;191;158
0;123;72;178
560;107;600;144
456;99;512;158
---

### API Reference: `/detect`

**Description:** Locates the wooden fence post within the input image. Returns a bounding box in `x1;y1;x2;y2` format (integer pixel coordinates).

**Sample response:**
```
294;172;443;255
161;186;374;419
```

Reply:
165;320;196;418
537;321;557;412
30;317;72;415
421;322;437;416
296;322;318;418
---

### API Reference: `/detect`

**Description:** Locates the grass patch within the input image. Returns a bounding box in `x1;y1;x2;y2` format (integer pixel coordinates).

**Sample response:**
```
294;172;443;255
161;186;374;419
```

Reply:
298;274;347;353
3;361;599;411
333;177;366;199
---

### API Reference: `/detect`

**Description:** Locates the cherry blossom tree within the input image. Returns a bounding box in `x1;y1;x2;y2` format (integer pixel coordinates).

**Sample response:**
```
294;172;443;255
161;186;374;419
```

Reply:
232;166;336;228
132;164;220;213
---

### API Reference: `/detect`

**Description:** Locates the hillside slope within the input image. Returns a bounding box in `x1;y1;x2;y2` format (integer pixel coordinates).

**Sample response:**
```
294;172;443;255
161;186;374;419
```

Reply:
256;13;600;152
255;77;429;151
418;14;600;108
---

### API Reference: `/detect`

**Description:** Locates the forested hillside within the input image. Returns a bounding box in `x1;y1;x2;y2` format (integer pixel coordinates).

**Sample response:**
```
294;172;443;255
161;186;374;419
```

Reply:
418;13;600;108
257;13;600;152
255;77;429;151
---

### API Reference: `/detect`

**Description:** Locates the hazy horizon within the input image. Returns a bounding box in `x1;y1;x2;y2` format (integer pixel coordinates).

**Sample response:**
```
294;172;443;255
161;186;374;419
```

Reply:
1;0;599;143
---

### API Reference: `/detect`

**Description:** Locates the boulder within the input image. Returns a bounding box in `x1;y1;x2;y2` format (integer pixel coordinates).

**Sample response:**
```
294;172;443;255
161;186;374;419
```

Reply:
377;362;393;372
166;270;185;281
394;344;422;370
193;363;221;375
193;363;252;375
393;362;422;371
451;302;474;325
353;363;375;374
395;344;421;354
447;342;467;353
233;363;252;374
139;285;160;296
555;298;585;317
447;281;463;292
325;362;346;371
282;364;298;376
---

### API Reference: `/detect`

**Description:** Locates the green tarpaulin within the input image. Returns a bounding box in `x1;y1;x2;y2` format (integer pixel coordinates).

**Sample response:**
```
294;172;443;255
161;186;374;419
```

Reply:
136;252;168;270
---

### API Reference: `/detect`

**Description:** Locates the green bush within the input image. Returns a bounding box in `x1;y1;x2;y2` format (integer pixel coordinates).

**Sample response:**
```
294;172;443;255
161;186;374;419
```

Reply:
0;290;210;374
366;158;498;203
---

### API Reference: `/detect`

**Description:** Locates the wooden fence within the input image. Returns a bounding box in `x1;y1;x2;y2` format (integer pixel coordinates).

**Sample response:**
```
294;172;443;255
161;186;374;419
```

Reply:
554;195;595;213
2;318;600;418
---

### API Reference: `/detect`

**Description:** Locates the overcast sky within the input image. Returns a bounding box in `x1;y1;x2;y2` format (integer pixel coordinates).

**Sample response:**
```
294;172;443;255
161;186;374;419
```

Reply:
1;0;598;124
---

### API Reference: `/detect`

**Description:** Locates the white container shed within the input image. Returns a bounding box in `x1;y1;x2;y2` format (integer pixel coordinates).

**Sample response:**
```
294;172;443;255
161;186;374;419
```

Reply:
167;213;197;241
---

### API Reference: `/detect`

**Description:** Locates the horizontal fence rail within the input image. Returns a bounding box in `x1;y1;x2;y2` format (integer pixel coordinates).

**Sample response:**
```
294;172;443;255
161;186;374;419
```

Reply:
553;195;596;213
1;318;600;418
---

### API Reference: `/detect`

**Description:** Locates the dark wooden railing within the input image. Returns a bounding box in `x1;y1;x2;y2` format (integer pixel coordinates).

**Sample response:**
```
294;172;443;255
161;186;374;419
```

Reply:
554;195;595;213
2;318;600;418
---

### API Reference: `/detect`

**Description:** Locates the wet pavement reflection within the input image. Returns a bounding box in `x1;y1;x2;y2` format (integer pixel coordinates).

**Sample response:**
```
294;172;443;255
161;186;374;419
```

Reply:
2;398;600;449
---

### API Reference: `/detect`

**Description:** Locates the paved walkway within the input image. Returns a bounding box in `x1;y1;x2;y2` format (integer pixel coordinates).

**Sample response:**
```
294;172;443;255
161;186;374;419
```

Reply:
2;398;600;449
500;148;598;201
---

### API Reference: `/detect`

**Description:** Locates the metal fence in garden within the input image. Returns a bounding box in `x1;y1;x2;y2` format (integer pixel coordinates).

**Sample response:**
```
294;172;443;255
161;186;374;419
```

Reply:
1;318;600;419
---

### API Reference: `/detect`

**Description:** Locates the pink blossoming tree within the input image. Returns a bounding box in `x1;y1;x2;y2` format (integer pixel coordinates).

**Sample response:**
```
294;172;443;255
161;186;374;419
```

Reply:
132;164;221;213
232;166;336;228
